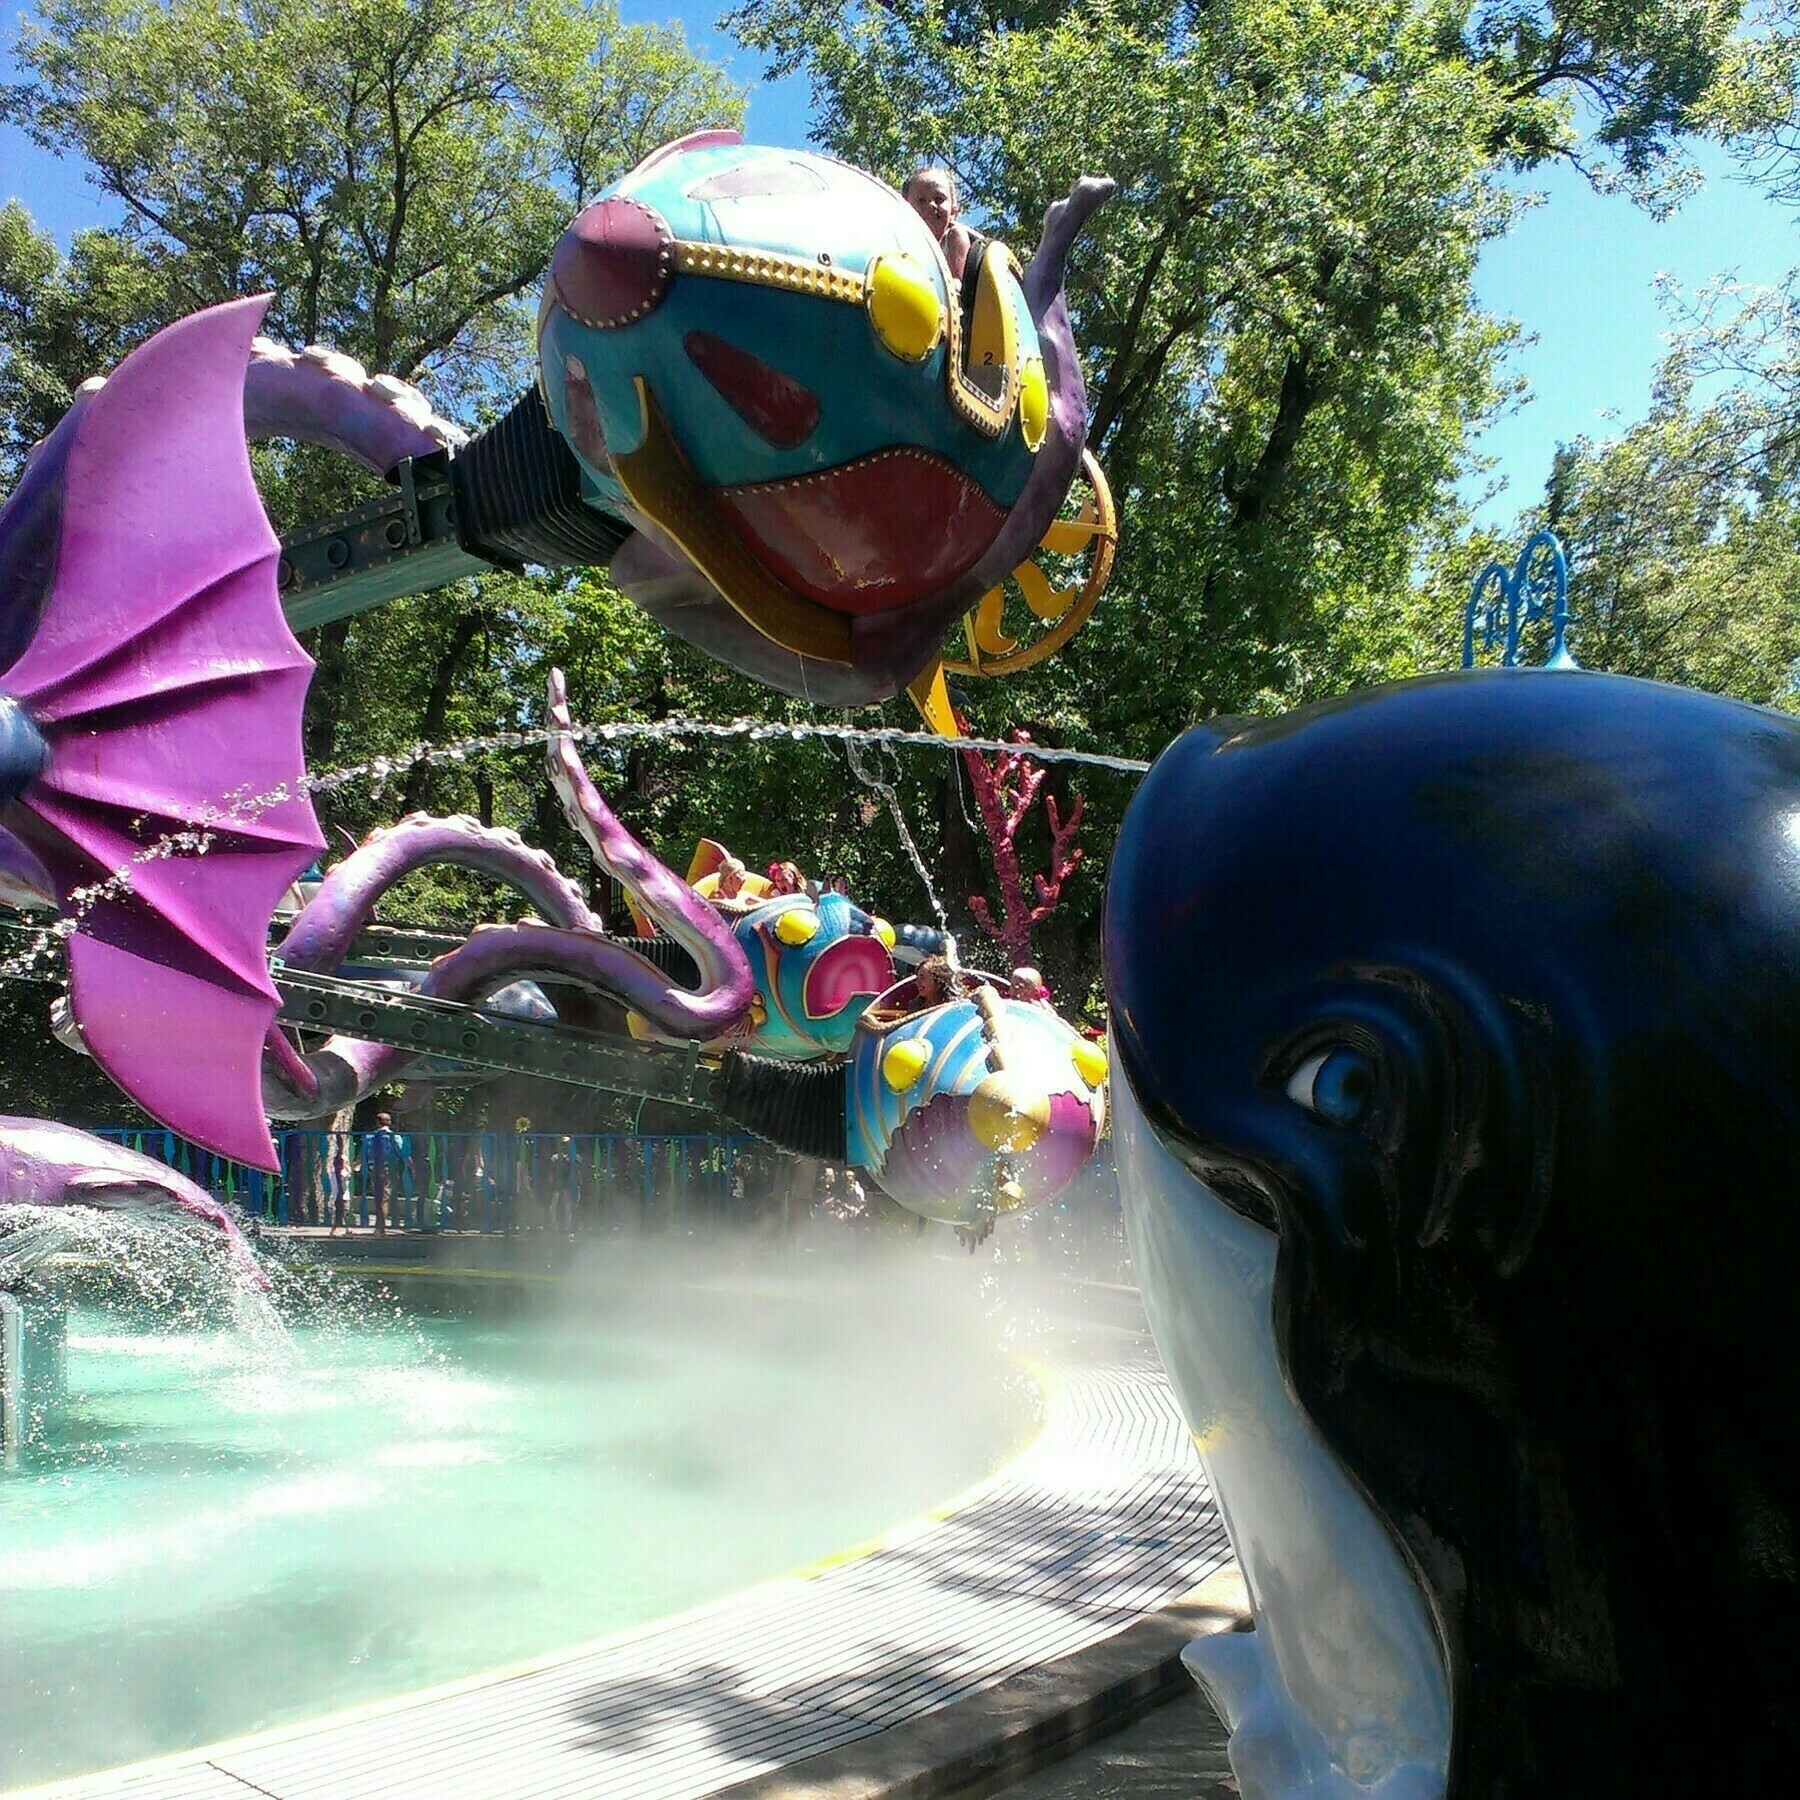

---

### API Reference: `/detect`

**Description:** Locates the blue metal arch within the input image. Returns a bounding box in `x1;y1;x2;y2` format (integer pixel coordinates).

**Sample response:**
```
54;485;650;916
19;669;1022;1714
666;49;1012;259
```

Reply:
1464;530;1577;671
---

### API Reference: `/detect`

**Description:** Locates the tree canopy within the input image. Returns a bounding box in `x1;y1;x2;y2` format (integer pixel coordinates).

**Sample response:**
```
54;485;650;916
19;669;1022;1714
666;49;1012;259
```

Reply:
727;0;1778;759
2;0;1794;1092
5;0;743;400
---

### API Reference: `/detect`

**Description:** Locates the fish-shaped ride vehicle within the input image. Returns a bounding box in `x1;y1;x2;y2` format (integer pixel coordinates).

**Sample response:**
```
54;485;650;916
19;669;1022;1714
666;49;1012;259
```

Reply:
533;132;1114;718
846;966;1107;1236
625;844;1106;1231
238;132;1113;723
682;841;898;1059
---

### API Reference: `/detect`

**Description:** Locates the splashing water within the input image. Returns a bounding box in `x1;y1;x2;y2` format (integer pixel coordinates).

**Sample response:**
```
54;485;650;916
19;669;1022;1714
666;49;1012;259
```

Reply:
0;1204;276;1335
845;734;949;931
2;714;1144;982
0;1234;1033;1790
0;1218;67;1288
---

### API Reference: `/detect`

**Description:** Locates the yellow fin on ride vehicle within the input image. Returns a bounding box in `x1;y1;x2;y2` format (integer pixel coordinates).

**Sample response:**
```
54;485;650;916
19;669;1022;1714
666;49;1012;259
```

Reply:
906;659;960;738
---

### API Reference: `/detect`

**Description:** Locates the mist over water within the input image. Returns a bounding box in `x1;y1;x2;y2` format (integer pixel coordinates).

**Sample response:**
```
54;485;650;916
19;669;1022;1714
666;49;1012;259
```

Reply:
1;1214;1043;1791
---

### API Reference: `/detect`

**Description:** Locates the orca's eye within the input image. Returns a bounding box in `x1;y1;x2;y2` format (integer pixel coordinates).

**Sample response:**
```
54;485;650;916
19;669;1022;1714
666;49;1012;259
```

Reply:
1285;1048;1376;1126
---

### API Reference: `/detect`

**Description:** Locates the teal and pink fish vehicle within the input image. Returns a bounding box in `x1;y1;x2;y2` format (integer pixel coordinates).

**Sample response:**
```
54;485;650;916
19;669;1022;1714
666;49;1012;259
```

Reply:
619;840;899;1061
846;973;1108;1234
534;132;1115;723
711;887;897;1061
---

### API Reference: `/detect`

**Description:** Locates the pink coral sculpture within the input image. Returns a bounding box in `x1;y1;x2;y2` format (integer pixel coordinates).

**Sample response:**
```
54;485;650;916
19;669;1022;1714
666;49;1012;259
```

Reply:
958;714;1084;982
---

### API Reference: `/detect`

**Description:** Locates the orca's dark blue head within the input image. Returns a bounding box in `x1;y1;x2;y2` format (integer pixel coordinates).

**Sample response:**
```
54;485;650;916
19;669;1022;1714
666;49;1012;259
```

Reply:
1106;670;1800;1798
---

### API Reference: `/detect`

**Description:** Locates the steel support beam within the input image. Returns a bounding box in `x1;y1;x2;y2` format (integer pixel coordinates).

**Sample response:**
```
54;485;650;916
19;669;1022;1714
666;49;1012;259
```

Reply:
272;966;719;1111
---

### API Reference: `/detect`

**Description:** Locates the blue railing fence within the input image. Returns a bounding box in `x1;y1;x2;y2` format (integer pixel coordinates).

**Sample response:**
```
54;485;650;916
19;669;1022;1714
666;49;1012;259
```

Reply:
96;1128;755;1232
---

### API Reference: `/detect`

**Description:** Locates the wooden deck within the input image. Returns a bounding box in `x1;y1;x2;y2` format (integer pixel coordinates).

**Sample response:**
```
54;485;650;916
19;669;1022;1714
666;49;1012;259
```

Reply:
24;1338;1228;1800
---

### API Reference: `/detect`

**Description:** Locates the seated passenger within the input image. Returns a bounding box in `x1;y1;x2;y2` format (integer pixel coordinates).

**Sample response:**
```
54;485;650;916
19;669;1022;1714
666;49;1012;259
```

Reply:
713;853;750;900
903;164;990;301
913;954;972;1009
1008;966;1051;1005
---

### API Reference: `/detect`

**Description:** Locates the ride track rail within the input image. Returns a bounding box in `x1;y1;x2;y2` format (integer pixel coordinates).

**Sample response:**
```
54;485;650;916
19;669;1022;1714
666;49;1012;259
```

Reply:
270;966;719;1113
0;920;721;1117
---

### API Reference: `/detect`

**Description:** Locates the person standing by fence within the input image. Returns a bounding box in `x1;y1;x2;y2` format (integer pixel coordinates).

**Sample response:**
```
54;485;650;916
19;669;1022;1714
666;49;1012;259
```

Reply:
326;1108;353;1236
367;1113;398;1235
548;1136;574;1235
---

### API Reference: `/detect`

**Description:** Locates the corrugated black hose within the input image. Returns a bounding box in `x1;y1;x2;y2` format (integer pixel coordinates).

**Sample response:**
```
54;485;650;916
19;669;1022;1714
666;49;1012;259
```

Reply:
714;1053;848;1161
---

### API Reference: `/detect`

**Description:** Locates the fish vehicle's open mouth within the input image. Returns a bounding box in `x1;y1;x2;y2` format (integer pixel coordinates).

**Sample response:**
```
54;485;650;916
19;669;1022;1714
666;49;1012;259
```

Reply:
715;449;1006;614
802;934;893;1018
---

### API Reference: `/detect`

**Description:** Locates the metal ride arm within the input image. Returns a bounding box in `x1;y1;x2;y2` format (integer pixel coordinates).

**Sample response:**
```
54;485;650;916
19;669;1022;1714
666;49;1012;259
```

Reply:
277;922;468;970
1;921;716;1116
278;458;483;632
276;388;631;633
271;965;718;1113
266;963;854;1160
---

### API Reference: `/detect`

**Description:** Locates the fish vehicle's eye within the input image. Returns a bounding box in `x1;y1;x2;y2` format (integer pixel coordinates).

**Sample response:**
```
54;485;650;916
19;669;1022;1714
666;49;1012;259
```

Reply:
1285;1047;1377;1126
866;255;943;363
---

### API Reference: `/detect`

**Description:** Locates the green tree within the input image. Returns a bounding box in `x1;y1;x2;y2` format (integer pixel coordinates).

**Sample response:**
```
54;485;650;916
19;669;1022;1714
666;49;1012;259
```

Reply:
727;0;1763;768
3;0;741;810
1480;290;1800;702
5;0;742;400
0;204;183;483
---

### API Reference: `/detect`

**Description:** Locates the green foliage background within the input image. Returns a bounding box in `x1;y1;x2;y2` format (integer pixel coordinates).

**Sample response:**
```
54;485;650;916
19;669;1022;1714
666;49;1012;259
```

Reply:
4;0;1800;1124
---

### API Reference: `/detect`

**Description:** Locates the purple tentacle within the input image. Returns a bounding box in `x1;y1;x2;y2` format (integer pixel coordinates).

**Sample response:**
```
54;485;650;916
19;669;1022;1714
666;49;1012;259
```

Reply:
1021;176;1117;320
262;1021;321;1103
286;918;750;1109
263;768;755;1118
263;813;600;1117
277;812;597;973
243;338;465;476
544;667;755;1039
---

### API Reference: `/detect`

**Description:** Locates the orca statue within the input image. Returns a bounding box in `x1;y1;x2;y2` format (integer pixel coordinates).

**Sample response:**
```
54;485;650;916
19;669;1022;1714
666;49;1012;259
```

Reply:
1105;669;1800;1798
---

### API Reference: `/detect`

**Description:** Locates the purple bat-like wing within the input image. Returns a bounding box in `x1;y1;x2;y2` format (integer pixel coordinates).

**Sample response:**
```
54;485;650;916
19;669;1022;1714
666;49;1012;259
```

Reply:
1;298;324;1170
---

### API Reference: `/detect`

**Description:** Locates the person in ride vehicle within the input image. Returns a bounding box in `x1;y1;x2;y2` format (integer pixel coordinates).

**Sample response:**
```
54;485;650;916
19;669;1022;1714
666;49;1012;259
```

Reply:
903;166;979;280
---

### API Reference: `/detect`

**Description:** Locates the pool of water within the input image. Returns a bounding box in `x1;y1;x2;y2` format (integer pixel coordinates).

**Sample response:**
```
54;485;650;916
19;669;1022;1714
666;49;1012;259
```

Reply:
0;1238;1033;1790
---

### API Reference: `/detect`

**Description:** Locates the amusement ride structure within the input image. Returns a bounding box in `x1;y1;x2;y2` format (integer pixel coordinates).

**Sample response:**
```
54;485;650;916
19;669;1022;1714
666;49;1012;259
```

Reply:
10;125;1800;1800
0;132;1120;1251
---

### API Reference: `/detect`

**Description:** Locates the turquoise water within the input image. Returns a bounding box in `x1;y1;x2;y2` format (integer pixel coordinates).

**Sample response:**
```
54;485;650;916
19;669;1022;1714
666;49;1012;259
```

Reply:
0;1240;1031;1791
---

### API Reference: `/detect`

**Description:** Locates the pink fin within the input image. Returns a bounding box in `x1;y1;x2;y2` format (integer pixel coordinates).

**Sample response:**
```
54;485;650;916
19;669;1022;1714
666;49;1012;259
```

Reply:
5;299;324;1170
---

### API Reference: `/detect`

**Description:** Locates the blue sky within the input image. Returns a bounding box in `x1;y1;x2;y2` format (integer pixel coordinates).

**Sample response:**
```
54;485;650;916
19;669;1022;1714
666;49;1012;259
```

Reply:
1470;146;1795;523
5;5;1795;530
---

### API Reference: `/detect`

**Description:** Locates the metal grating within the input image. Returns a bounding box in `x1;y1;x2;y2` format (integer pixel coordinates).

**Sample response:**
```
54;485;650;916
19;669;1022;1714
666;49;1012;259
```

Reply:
24;1345;1227;1800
